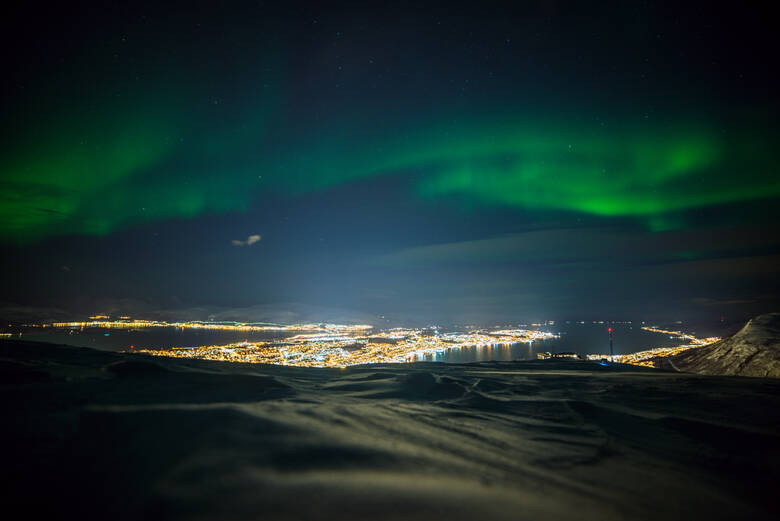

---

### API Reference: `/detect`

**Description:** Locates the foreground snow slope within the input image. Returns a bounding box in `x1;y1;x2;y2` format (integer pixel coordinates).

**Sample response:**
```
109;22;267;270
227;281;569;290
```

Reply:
2;340;779;521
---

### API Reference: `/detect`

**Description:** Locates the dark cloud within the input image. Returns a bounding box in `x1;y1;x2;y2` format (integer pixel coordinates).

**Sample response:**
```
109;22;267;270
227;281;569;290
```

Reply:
368;226;780;268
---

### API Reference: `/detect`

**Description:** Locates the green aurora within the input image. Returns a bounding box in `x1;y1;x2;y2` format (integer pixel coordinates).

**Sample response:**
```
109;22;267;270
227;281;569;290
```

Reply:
1;104;777;242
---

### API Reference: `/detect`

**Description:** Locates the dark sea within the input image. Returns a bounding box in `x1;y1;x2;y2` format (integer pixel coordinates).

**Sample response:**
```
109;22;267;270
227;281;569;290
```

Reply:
4;326;295;352
414;322;689;362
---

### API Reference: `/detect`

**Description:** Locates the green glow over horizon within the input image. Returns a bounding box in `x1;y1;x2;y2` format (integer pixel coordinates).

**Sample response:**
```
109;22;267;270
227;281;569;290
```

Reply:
1;102;777;242
274;115;778;220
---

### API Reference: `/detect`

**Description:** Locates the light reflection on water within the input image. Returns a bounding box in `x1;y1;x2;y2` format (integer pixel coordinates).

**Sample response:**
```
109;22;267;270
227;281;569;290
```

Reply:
414;324;687;363
412;340;546;363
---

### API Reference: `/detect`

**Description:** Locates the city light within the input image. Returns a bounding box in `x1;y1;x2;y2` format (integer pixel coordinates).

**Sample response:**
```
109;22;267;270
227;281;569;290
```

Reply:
26;318;720;369
132;327;557;367
48;319;373;334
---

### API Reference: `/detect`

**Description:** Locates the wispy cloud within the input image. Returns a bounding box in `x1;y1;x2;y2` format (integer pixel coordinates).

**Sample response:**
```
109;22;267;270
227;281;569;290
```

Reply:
365;226;780;269
231;234;262;247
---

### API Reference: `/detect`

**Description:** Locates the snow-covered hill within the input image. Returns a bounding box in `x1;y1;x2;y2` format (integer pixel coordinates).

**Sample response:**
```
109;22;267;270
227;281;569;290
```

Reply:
668;313;780;378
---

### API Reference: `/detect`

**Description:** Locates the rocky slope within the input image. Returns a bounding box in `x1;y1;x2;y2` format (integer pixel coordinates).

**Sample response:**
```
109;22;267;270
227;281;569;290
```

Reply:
667;313;780;378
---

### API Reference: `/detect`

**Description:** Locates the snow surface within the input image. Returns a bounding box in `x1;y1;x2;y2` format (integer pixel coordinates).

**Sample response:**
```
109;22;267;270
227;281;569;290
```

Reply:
2;340;779;520
668;313;780;377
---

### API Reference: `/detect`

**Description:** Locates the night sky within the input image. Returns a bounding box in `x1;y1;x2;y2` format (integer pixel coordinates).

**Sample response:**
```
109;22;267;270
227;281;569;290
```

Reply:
2;1;778;324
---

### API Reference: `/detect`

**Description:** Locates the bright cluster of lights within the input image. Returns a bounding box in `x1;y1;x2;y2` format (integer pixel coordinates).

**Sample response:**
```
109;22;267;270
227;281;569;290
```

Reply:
47;319;372;334
536;352;579;360
639;326;719;346
24;317;722;370
132;328;557;368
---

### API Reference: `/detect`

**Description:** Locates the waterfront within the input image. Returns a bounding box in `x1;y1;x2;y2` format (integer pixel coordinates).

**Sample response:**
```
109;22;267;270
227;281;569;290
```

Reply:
415;322;712;362
0;318;719;367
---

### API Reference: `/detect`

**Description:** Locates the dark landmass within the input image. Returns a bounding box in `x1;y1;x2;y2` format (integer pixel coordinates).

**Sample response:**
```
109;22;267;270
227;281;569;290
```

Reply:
368;336;399;344
2;339;779;520
663;313;780;378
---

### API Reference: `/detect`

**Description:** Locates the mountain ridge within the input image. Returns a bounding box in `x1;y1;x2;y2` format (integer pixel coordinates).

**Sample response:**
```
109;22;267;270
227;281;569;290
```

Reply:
665;312;780;377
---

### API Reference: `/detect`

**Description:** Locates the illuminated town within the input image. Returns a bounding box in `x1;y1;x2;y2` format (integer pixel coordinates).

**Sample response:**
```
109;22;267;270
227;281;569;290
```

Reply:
9;317;721;369
46;317;373;334
131;327;558;367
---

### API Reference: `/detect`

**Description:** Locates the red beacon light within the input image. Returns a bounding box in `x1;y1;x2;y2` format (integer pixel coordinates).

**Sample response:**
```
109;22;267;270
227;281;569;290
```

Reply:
607;328;613;333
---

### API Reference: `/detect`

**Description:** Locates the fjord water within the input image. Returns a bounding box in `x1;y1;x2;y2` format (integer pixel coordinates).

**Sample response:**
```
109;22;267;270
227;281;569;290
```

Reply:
10;326;295;352
415;323;690;362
